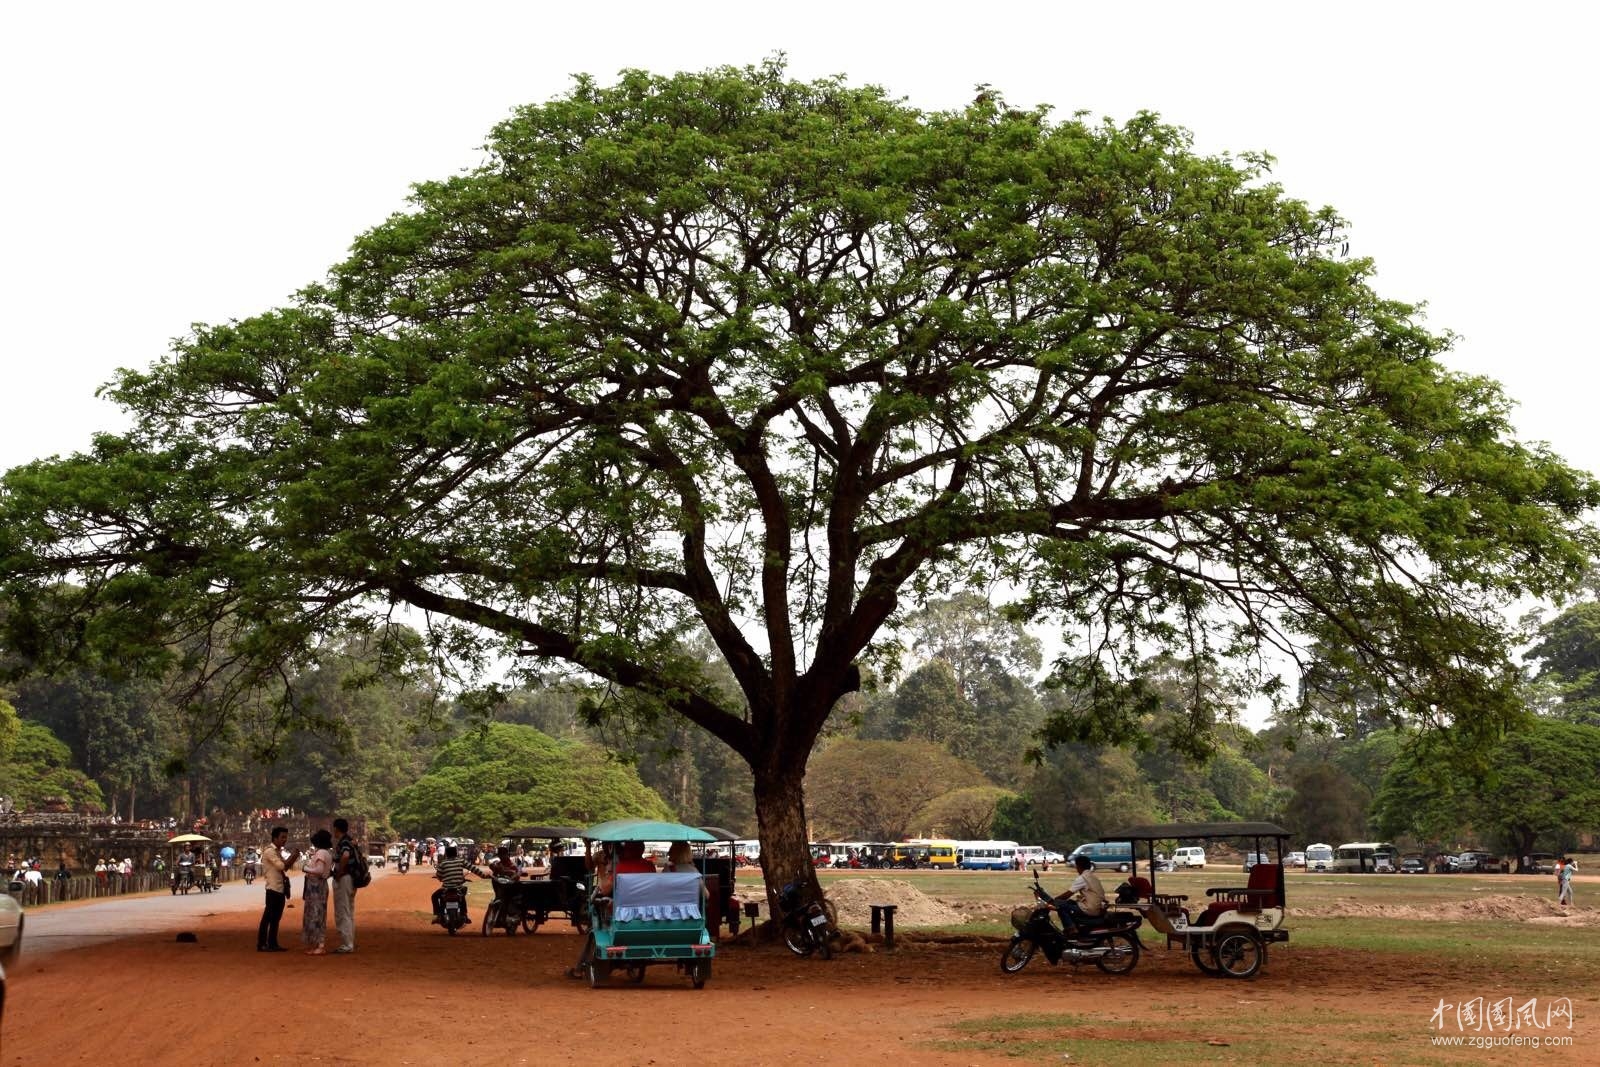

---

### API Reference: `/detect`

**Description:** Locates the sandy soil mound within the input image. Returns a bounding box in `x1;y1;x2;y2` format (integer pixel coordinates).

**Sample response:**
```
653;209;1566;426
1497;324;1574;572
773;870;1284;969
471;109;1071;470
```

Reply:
821;877;969;927
1299;893;1599;923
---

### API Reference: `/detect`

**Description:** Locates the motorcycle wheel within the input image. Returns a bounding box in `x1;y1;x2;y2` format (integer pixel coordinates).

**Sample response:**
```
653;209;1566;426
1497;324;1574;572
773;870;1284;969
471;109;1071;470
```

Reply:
691;960;710;989
587;961;610;987
626;963;646;984
521;912;542;934
817;930;833;960
447;921;457;936
1000;938;1036;974
782;921;816;957
1095;931;1140;975
1213;929;1265;979
481;902;499;937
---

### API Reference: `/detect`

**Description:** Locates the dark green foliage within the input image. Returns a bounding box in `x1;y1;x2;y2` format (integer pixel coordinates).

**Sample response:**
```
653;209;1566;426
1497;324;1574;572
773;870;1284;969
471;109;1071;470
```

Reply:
1372;719;1600;855
1284;762;1371;845
0;700;104;811
1528;601;1600;725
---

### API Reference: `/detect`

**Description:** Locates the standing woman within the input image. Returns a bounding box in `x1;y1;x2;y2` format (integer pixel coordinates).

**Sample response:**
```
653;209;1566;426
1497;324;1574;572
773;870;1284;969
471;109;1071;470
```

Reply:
302;829;334;955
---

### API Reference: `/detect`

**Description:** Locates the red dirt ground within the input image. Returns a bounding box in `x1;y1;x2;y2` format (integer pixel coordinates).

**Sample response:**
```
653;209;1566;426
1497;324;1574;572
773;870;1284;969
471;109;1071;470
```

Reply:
5;872;1595;1065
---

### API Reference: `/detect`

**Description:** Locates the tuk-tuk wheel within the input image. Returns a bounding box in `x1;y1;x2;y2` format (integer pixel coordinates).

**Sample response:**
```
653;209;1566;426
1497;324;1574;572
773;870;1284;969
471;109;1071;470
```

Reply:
691;960;710;989
521;914;541;934
587;961;610;988
1190;942;1222;976
1213;928;1265;979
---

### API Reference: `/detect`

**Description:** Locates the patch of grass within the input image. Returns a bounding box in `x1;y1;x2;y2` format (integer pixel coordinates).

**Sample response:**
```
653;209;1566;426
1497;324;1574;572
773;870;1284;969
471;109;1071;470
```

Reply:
932;1009;1463;1065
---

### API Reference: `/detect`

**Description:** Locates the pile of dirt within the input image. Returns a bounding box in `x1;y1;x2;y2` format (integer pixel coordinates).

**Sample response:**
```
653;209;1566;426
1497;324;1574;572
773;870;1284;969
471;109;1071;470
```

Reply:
820;878;969;928
1299;893;1598;924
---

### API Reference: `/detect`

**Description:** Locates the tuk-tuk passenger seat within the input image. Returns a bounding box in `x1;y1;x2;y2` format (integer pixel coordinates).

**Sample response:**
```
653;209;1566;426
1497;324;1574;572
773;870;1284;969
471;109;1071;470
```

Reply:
1198;862;1282;925
609;872;705;946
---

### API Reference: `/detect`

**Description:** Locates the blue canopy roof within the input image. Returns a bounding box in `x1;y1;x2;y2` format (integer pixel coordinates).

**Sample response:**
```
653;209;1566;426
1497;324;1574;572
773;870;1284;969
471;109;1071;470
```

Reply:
582;818;717;843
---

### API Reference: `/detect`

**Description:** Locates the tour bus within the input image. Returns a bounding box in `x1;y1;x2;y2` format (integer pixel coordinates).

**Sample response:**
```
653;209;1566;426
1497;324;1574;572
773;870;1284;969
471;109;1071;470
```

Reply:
910;838;959;869
1331;841;1398;873
1305;842;1334;871
957;840;1019;870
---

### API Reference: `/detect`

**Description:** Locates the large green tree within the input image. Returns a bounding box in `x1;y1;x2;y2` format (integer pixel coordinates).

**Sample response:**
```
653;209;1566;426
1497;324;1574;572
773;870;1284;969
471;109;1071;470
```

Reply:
1372;719;1600;862
805;739;987;840
388;721;671;838
2;62;1595;900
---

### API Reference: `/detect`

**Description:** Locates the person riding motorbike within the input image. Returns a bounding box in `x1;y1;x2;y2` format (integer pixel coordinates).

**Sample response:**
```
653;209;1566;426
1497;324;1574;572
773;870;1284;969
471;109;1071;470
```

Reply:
1053;855;1108;932
431;844;486;923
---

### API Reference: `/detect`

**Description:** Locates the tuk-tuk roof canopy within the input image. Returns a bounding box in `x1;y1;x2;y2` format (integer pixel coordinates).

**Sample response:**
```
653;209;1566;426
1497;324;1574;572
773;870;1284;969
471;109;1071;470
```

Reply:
696;826;742;842
1100;821;1292;841
582;819;716;843
503;825;586;840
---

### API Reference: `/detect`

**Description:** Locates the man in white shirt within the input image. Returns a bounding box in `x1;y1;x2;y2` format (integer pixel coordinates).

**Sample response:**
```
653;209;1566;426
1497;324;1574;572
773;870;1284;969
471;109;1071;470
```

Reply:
1054;855;1107;932
256;827;301;952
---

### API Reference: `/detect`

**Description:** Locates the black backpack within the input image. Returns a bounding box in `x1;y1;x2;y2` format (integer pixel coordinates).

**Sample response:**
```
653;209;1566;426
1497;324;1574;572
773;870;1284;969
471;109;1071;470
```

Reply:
346;844;372;889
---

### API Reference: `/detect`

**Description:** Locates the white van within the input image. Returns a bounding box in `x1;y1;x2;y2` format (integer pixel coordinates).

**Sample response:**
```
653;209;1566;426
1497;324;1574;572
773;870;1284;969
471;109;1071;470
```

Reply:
1173;846;1207;869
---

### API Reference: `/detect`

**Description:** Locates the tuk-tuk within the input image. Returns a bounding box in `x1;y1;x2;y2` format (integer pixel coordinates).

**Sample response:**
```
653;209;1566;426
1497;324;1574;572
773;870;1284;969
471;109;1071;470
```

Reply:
1099;821;1291;979
502;825;590;933
694;826;745;936
575;819;716;989
166;834;215;894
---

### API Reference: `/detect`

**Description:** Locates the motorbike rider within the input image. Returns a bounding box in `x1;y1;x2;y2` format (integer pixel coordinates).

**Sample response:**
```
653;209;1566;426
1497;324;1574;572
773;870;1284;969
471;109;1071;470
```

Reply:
431;844;487;923
1053;855;1108;932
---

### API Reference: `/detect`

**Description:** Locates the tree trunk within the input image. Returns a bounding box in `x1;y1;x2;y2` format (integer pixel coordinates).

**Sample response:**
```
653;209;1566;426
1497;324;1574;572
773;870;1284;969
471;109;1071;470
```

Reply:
752;762;819;916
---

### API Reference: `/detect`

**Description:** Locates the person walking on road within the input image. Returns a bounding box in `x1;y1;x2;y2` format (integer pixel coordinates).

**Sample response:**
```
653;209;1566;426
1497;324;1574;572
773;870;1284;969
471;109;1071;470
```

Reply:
331;818;357;954
256;826;300;952
302;829;334;955
1557;857;1576;906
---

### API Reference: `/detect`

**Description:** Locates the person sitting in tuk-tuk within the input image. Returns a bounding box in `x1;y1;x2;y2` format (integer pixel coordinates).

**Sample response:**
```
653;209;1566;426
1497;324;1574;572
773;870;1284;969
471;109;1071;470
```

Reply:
1053;855;1108;931
666;842;698;873
614;841;657;875
487;844;521;881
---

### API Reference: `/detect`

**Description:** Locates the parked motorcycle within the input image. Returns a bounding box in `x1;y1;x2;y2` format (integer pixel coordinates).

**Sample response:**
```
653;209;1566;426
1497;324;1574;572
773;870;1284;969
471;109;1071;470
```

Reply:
778;882;835;960
1000;873;1142;976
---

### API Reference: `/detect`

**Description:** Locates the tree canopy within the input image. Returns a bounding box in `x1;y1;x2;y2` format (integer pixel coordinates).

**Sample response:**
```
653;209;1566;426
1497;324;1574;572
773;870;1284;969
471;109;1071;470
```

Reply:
2;60;1594;892
388;721;671;838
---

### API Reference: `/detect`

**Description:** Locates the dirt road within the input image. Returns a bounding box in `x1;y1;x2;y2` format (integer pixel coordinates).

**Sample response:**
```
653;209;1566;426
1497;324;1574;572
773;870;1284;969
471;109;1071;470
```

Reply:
4;870;1595;1065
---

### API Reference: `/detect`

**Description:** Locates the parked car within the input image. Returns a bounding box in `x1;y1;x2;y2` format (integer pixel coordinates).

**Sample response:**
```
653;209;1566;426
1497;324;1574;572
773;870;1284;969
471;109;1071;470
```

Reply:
1042;851;1066;864
0;890;22;963
1172;846;1207;869
1285;851;1306;869
1525;853;1557;874
1399;855;1427;874
1242;852;1270;872
1456;851;1500;873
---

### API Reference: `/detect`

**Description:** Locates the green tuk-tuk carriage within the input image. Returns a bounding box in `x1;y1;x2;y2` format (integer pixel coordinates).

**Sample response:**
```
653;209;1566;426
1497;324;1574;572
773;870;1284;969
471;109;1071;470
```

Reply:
576;819;716;989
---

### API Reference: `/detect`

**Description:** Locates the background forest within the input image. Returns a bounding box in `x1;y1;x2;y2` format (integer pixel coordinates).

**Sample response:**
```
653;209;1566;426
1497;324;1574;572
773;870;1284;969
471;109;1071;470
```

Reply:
4;592;1599;856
